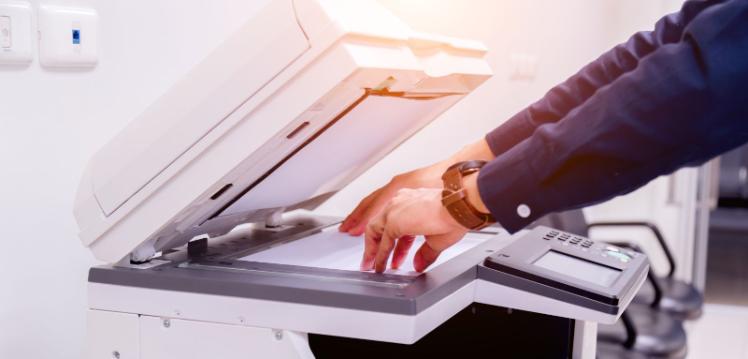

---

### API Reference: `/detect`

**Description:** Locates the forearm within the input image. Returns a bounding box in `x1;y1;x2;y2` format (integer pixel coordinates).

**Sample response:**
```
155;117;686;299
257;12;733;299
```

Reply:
411;139;495;186
478;0;748;233
485;2;701;157
427;0;699;199
448;139;495;163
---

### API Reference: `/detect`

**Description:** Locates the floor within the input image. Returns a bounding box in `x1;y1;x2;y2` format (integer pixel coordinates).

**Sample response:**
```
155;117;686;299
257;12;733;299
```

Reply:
686;208;748;358
704;208;748;306
686;304;748;359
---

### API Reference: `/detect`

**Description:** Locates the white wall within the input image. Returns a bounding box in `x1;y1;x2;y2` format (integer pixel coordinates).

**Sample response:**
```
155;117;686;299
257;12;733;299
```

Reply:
0;1;277;357
0;1;679;358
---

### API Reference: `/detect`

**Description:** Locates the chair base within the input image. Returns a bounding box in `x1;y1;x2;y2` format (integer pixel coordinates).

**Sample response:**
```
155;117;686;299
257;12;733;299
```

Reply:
598;303;688;359
634;277;704;320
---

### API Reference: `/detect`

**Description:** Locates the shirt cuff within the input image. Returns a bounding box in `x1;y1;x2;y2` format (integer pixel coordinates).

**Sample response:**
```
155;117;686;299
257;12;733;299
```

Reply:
477;139;555;233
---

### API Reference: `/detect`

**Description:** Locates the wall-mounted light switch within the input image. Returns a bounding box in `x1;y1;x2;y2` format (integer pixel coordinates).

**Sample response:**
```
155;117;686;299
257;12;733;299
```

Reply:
1;16;11;48
509;52;538;82
0;1;32;65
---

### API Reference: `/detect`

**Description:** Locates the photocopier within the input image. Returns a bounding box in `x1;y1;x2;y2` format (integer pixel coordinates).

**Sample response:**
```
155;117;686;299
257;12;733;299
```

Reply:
74;1;649;358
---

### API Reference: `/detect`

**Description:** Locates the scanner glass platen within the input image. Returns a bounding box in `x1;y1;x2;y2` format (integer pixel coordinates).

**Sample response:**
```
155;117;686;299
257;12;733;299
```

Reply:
239;226;493;276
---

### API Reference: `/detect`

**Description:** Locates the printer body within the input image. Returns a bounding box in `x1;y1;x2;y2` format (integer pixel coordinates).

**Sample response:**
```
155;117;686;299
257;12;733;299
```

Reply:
76;1;648;358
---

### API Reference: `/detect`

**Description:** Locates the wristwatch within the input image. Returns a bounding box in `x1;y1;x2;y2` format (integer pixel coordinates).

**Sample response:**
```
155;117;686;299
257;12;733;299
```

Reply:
441;160;496;230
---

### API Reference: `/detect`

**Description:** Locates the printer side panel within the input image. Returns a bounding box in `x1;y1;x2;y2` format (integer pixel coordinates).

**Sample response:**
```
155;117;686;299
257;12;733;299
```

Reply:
86;309;314;359
87;310;140;359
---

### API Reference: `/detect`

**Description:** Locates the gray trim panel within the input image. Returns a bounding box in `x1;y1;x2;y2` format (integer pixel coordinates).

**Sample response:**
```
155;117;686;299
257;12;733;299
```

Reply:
88;227;647;317
88;235;500;315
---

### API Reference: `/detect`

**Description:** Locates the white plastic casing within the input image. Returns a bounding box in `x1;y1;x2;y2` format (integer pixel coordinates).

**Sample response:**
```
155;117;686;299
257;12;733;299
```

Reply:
0;0;32;65
74;0;492;263
38;5;98;67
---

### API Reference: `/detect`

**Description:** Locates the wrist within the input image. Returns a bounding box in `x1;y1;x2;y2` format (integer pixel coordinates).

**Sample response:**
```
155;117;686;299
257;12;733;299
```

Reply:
462;171;490;213
441;161;495;230
450;139;495;163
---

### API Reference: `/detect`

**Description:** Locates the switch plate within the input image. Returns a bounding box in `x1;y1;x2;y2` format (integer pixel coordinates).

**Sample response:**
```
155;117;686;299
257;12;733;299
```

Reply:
1;16;11;48
509;52;538;82
38;5;98;68
0;1;32;65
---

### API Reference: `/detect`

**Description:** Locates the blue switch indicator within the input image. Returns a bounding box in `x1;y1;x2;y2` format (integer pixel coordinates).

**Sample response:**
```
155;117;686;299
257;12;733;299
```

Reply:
72;29;81;45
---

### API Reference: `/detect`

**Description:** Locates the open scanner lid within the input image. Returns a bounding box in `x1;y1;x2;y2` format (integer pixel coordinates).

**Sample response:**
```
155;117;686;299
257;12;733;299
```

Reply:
74;0;492;263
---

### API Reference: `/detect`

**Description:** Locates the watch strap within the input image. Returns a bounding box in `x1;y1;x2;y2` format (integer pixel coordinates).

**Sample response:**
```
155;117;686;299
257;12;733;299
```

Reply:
441;161;495;230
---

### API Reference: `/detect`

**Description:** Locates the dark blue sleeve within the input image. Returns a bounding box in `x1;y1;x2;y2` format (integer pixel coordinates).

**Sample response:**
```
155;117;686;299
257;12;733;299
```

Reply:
486;0;716;157
478;0;748;233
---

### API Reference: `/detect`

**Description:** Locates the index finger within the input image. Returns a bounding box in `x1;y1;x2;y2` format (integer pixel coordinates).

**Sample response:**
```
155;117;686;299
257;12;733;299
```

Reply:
360;214;384;271
339;189;379;233
374;229;397;273
341;185;397;236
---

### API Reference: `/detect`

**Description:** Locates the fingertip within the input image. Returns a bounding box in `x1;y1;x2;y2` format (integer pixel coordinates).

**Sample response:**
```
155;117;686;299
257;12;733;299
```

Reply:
360;252;375;271
350;224;366;236
413;251;426;272
390;236;415;271
339;217;355;232
374;253;389;273
413;243;439;273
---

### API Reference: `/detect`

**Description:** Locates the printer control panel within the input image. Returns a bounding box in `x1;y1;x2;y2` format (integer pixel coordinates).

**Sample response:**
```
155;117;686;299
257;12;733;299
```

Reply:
481;226;649;311
540;229;636;264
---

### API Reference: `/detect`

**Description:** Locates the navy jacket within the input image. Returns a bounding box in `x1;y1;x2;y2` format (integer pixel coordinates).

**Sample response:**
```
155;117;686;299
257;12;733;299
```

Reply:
478;0;748;233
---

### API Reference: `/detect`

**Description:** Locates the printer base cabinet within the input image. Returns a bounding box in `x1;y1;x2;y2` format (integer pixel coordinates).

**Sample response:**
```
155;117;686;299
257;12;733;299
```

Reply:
310;303;575;358
87;309;315;359
87;304;582;359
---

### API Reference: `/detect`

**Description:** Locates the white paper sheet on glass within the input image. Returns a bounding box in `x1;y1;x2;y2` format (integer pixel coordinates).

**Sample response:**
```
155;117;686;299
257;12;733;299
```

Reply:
240;227;491;276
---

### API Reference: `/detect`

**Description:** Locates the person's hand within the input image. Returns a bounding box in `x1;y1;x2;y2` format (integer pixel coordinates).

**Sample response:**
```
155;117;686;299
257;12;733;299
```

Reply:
361;188;469;273
338;165;445;236
339;139;494;236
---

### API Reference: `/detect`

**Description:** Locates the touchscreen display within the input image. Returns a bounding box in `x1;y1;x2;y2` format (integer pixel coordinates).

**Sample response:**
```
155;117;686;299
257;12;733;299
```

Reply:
534;251;621;287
